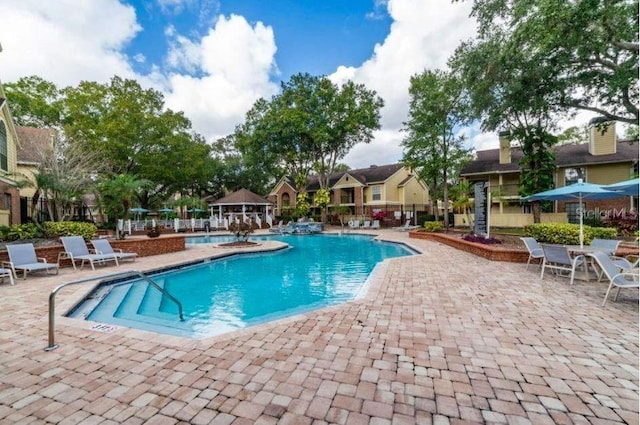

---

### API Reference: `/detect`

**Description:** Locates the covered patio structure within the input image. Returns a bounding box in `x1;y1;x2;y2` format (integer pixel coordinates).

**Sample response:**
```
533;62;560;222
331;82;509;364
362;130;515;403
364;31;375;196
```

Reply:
208;188;274;229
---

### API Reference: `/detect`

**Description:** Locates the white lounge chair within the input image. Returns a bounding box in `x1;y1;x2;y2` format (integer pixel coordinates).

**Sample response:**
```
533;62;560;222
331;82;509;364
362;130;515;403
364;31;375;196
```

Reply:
91;239;137;263
4;243;59;280
539;244;585;285
59;236;119;270
348;220;360;230
393;220;419;231
371;220;380;230
520;237;544;270
588;251;639;306
361;220;371;229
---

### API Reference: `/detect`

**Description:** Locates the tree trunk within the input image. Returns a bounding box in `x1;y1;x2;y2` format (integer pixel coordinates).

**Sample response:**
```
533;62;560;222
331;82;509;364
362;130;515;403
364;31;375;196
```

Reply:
532;201;541;223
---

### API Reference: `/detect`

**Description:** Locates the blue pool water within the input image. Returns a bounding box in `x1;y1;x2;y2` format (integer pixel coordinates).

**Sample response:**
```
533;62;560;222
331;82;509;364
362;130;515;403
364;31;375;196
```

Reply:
70;234;414;339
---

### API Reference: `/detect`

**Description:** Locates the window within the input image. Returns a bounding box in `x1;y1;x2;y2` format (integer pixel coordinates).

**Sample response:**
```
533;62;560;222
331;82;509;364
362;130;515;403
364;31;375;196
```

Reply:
522;203;532;214
0;121;7;171
3;193;11;211
372;185;381;201
564;167;586;185
566;202;584;224
282;193;290;206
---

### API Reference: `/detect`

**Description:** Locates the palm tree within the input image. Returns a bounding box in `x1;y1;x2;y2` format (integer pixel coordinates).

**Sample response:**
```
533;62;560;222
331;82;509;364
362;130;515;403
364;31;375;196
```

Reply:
450;181;474;232
97;173;152;222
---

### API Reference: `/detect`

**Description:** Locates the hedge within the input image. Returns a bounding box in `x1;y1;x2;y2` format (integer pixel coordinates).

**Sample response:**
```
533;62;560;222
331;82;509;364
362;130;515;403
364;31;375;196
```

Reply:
524;223;617;245
42;222;98;241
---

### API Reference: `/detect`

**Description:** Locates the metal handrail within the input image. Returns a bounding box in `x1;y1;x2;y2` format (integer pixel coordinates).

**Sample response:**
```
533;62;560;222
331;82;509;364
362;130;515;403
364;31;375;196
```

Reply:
45;270;184;351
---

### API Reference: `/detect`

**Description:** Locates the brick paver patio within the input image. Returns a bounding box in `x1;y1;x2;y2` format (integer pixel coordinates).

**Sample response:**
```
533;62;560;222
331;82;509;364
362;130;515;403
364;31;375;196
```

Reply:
0;230;637;424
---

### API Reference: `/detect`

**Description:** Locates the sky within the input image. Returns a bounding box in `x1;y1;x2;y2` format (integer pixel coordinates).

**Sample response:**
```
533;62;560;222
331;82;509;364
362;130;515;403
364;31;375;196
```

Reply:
0;0;493;169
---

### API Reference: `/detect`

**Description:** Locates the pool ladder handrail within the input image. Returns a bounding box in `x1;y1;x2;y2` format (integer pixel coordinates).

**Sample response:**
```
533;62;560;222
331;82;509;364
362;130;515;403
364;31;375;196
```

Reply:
45;270;184;351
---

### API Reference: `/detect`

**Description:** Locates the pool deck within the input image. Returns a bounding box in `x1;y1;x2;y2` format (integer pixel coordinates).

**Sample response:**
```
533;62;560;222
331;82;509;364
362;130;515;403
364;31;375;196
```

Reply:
0;229;637;424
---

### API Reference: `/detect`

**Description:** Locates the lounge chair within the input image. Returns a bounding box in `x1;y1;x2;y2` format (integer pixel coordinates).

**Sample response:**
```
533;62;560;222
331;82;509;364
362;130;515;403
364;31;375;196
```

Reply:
59;236;119;270
590;238;621;255
587;251;639;306
91;239;137;263
361;220;371;229
540;244;585;285
371;220;380;229
348;220;360;230
393;220;419;231
520;237;544;270
4;243;59;280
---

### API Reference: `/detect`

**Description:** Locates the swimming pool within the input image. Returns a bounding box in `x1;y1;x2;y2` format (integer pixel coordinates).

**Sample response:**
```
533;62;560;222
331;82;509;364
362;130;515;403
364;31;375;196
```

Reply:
68;234;414;339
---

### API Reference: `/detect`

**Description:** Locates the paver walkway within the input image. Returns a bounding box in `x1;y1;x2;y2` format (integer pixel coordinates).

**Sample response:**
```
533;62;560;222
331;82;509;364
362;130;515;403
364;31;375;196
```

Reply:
0;231;637;424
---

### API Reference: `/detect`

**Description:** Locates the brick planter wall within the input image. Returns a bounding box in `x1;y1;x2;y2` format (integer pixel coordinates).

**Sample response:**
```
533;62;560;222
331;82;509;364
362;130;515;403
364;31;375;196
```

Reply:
410;231;639;263
409;231;530;263
0;236;186;268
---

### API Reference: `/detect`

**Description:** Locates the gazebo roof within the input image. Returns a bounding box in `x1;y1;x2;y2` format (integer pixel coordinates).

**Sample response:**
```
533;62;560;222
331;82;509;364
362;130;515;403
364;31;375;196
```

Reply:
210;188;272;206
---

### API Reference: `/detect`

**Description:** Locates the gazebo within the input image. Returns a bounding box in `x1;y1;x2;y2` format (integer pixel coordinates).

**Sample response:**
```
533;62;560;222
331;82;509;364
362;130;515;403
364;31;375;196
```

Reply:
209;188;274;229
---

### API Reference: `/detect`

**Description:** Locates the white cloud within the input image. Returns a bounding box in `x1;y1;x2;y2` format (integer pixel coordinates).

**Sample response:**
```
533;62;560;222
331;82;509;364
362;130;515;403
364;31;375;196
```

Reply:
0;0;140;86
163;14;279;142
333;0;477;169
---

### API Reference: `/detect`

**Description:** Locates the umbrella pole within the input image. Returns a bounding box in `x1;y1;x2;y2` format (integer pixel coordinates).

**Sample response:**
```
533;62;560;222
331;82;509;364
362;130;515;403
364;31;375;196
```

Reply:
579;195;584;248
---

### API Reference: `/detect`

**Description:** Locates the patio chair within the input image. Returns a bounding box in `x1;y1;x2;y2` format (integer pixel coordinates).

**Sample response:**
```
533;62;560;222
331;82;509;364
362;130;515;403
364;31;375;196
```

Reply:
91;239;137;263
588;251;639;306
393;220;419;232
540;244;585;285
0;268;14;285
348;220;360;230
59;236;119;270
590;238;621;255
371;220;380;230
4;243;59;280
520;237;544;270
362;220;371;229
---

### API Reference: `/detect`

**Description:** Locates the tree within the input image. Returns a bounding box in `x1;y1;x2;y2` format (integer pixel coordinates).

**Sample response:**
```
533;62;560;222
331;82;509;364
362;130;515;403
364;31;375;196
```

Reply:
6;75;218;206
401;69;471;228
450;180;474;232
3;76;63;127
462;0;638;124
234;73;383;221
449;20;563;222
35;138;106;222
97;173;152;224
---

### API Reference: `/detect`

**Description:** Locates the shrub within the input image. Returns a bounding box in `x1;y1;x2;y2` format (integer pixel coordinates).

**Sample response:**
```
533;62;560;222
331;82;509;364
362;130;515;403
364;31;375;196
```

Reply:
604;217;639;238
372;210;387;221
525;223;617;245
422;221;444;232
4;223;42;241
590;226;618;240
42;221;98;241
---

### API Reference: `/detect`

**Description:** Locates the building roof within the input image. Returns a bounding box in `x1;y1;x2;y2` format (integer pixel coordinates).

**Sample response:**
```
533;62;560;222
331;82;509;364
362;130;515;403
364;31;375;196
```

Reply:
460;140;638;176
306;163;405;191
210;188;272;205
16;126;54;164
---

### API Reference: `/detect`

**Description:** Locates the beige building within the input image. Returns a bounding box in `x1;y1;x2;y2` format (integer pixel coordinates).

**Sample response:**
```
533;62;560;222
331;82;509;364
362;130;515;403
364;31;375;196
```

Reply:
269;163;430;226
0;81;23;226
459;119;638;227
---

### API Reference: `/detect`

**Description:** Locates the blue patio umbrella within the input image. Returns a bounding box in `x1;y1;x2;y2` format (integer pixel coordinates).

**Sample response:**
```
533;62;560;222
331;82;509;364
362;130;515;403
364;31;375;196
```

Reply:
157;207;174;213
129;207;149;220
525;179;624;247
602;177;640;197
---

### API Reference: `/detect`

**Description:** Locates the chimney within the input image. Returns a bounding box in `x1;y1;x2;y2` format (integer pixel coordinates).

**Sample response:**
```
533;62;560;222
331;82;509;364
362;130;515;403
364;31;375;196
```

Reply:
498;131;511;164
589;117;616;156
